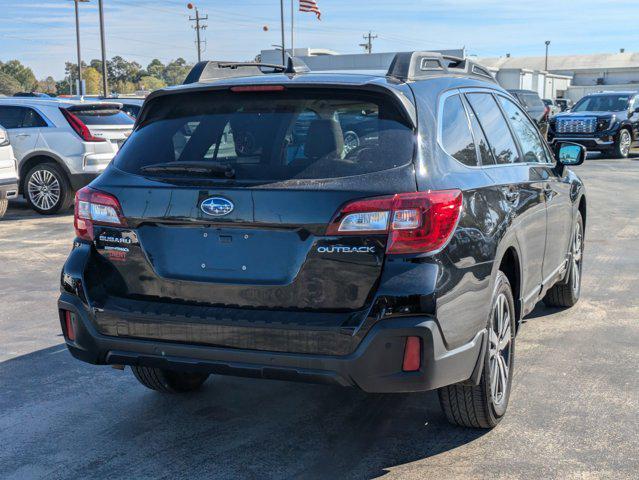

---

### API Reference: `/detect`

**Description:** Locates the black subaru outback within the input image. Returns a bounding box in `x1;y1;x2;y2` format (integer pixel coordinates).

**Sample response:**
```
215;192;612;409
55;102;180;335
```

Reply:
58;53;587;429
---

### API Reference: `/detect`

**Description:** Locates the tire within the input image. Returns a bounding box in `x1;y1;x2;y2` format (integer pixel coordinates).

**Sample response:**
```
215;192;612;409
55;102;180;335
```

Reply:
438;272;516;429
24;163;73;215
613;129;632;158
543;211;584;308
0;199;7;218
131;365;209;393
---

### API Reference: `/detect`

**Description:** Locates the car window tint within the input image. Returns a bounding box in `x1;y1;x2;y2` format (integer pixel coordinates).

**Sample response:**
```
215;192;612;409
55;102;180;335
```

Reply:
463;95;496;165
0;106;26;129
466;93;520;164
440;94;477;166
21;108;47;128
498;96;550;163
116;90;415;182
523;94;543;109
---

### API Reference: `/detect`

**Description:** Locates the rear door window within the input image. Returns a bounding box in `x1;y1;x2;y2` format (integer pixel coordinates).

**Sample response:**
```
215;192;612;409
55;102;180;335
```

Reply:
463;95;496;165
498;96;551;163
0;106;26;129
440;94;478;166
466;93;520;165
115;89;415;182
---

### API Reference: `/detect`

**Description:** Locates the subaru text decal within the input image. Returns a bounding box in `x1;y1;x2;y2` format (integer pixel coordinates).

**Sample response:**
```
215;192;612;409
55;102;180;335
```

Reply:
201;197;234;217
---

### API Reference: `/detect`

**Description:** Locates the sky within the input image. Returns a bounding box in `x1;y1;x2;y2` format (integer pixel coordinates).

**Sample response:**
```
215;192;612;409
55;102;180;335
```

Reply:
2;0;639;80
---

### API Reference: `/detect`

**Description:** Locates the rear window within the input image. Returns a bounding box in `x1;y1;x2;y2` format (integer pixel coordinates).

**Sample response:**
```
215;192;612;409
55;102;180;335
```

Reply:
71;108;134;126
114;89;415;182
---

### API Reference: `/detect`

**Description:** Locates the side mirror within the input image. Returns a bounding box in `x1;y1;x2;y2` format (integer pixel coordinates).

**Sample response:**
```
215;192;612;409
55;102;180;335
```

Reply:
555;142;586;166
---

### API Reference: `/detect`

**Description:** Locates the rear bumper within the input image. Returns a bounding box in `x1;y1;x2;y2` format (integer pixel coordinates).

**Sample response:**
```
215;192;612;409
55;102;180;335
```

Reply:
0;178;19;199
58;292;485;393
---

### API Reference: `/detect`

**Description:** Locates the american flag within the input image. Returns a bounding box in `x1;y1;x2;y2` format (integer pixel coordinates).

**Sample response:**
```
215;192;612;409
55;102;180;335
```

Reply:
299;0;321;20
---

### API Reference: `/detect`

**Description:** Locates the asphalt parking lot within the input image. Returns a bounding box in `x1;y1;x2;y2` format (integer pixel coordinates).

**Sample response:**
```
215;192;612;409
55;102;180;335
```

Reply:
1;157;638;480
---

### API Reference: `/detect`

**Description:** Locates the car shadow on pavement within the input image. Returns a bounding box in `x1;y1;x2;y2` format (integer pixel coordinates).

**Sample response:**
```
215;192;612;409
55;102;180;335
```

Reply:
2;199;73;222
0;344;488;479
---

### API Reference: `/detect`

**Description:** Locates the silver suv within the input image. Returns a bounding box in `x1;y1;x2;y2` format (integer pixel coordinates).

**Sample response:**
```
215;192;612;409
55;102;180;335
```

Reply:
0;98;134;214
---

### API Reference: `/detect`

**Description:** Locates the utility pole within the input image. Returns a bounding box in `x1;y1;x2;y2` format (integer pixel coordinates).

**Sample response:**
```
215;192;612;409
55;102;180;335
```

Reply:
187;3;208;63
98;0;108;97
290;0;294;54
545;40;551;71
359;31;377;54
71;0;89;95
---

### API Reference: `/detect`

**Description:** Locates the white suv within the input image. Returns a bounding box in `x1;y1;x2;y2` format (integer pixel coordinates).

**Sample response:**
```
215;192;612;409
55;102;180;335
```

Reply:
0;125;19;218
0;98;134;214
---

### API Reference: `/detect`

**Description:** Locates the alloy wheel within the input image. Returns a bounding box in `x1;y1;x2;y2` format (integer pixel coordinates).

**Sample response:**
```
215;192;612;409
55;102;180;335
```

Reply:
620;130;631;157
488;293;512;406
571;221;583;294
28;169;61;212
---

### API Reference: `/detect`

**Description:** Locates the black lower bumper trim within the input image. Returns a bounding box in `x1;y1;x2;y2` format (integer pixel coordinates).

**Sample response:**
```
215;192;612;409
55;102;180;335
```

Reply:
59;293;485;393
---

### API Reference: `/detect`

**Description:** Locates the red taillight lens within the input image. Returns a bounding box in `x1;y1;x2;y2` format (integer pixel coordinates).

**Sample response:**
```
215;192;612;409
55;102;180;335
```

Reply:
74;187;126;241
402;336;421;372
60;108;106;142
64;310;76;341
326;190;462;254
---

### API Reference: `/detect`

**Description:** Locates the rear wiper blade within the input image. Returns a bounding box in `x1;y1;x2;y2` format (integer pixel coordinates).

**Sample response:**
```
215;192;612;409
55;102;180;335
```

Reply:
140;161;235;178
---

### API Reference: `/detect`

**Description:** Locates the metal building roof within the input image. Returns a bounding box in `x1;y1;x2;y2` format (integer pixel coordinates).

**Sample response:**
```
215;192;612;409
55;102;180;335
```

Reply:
478;52;639;72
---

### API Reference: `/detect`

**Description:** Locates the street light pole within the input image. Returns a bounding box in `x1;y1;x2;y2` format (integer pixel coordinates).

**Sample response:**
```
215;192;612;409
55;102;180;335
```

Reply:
73;0;83;95
545;40;551;71
98;0;109;97
280;0;286;65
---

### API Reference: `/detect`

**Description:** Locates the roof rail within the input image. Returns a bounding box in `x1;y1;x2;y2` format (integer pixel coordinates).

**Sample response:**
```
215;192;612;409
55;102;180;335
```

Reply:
387;51;496;83
183;55;310;84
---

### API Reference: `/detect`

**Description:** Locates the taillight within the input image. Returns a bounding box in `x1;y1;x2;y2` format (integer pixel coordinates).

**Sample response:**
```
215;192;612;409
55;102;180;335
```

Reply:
326;190;462;254
60;108;106;142
74;187;126;241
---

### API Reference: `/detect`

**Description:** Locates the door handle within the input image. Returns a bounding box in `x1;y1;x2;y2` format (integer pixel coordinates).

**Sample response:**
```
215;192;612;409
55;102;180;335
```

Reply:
15;133;30;138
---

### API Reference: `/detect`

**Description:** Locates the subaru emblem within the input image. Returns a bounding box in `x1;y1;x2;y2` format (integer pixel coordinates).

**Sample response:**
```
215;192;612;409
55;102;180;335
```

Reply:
201;197;234;217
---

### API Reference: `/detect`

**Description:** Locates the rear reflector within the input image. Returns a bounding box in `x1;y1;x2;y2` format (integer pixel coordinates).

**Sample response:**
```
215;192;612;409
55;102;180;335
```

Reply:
402;336;421;372
326;190;463;254
64;310;76;341
230;85;285;93
74;187;126;241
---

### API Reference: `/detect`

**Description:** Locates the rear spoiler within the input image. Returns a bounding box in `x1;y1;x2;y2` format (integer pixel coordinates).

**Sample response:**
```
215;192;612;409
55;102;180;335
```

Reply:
65;103;123;112
183;56;310;84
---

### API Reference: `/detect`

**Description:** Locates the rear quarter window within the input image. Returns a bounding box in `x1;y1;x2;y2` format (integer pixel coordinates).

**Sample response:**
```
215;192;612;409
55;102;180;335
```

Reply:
115;89;416;183
440;94;478;166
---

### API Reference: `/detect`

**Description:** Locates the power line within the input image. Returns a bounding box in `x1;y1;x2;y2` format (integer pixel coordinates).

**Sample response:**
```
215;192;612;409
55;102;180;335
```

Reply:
359;31;377;54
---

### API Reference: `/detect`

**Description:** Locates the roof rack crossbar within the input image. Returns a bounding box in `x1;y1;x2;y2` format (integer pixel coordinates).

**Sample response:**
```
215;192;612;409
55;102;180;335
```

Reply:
183;55;310;84
387;51;497;83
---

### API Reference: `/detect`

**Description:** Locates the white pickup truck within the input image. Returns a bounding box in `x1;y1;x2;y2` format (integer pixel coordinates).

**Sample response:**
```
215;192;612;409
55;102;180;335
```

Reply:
0;125;19;218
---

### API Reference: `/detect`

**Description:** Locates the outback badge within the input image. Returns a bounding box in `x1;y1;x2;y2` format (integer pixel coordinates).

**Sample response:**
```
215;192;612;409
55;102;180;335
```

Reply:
201;197;234;217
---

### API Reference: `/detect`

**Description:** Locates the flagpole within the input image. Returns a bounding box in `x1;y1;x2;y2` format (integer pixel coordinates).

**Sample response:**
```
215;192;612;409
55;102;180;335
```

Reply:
291;0;294;54
280;0;286;64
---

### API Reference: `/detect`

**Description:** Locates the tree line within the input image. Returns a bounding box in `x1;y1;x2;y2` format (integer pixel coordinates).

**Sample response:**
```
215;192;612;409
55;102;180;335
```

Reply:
0;57;193;96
